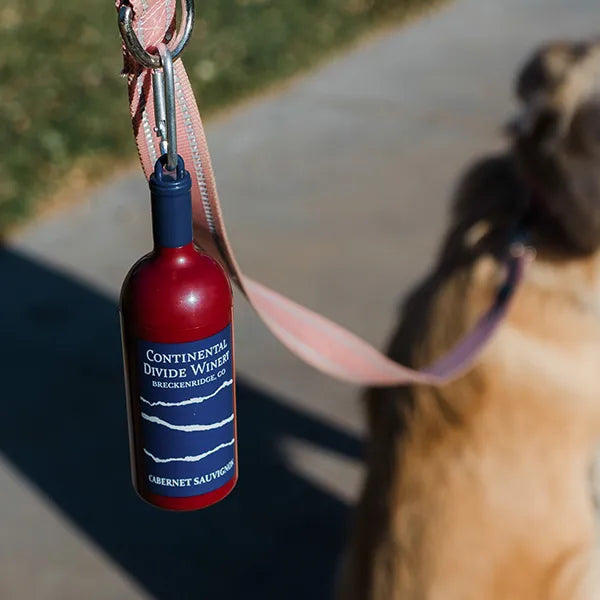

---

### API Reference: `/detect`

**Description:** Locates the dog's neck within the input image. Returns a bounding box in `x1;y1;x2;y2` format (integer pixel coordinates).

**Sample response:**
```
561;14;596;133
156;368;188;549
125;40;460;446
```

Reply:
460;244;600;443
396;246;600;484
404;228;600;448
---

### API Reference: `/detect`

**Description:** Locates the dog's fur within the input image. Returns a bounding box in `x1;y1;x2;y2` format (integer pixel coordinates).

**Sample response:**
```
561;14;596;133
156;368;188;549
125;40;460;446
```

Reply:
337;39;600;600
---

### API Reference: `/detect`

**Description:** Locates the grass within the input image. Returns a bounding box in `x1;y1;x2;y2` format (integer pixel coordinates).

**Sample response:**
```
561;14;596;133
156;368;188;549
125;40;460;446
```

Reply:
1;0;445;233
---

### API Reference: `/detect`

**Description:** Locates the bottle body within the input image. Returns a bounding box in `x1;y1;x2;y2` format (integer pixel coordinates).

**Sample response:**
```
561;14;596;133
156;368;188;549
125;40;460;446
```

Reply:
120;244;237;510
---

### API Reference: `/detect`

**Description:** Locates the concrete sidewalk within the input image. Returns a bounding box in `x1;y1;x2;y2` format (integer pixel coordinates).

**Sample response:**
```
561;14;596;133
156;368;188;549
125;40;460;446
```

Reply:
6;0;600;598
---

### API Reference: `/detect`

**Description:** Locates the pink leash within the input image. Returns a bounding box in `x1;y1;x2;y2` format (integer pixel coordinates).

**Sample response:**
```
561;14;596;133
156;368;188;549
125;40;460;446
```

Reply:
115;0;531;387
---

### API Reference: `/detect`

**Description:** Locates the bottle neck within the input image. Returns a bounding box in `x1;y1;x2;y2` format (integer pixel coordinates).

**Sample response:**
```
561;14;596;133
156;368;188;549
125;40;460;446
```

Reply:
150;184;193;249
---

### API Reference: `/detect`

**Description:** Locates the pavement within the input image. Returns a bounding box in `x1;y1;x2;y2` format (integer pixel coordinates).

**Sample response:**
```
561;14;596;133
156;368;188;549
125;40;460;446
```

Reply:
5;0;600;598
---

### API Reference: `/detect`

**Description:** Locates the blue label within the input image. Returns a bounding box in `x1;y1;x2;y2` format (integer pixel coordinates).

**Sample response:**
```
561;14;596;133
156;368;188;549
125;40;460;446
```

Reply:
138;325;235;497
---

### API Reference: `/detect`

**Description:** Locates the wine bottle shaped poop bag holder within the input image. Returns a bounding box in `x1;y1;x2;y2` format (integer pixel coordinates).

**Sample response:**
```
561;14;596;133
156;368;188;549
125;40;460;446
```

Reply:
116;25;237;511
120;122;237;510
120;155;237;512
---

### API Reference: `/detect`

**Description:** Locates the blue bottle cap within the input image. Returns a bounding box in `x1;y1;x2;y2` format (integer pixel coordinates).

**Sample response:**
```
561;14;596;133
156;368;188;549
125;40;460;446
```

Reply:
149;155;193;248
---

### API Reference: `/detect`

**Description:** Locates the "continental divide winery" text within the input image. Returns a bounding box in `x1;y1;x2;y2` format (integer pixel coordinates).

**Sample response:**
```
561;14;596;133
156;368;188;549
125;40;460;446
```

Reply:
143;338;230;388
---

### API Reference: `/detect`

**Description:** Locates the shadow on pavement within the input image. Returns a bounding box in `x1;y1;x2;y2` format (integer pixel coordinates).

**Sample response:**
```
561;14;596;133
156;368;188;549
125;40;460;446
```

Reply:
0;247;361;600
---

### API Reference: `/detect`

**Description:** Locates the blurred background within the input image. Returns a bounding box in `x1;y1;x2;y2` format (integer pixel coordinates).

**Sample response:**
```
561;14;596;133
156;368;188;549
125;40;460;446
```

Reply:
3;0;600;598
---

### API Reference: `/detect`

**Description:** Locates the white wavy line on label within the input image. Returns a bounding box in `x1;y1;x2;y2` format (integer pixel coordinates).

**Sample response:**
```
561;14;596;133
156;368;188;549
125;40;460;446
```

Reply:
141;412;234;432
143;439;235;463
140;379;233;407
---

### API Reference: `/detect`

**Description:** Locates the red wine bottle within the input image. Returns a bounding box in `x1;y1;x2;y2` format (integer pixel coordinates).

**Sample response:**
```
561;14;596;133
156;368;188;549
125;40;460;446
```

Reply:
120;155;237;511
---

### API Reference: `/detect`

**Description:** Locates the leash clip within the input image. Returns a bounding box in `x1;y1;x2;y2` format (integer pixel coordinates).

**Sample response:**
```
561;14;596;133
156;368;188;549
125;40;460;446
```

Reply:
152;46;178;171
118;1;195;171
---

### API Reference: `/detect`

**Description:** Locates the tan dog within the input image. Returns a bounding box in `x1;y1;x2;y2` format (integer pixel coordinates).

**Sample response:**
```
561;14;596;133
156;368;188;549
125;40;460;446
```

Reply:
338;39;600;600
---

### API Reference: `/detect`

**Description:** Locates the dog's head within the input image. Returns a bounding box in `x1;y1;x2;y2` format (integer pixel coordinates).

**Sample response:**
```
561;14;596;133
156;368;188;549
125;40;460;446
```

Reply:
509;38;600;253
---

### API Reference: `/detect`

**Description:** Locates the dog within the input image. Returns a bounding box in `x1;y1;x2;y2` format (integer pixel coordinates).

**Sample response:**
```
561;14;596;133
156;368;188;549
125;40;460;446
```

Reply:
337;38;600;600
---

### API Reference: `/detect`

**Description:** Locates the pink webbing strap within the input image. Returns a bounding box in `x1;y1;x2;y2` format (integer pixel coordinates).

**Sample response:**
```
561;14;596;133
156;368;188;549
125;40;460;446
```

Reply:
116;0;528;387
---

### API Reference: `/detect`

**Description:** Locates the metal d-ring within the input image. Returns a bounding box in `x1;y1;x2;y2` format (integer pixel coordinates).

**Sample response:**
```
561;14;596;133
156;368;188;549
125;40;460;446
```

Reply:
118;0;195;69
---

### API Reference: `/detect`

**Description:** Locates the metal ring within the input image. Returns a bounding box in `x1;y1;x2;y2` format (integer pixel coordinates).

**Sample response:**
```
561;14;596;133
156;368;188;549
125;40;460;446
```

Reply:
118;0;195;69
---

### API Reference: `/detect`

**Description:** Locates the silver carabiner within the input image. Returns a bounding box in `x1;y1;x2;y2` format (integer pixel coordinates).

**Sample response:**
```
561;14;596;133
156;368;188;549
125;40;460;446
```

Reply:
118;0;195;70
152;45;178;171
